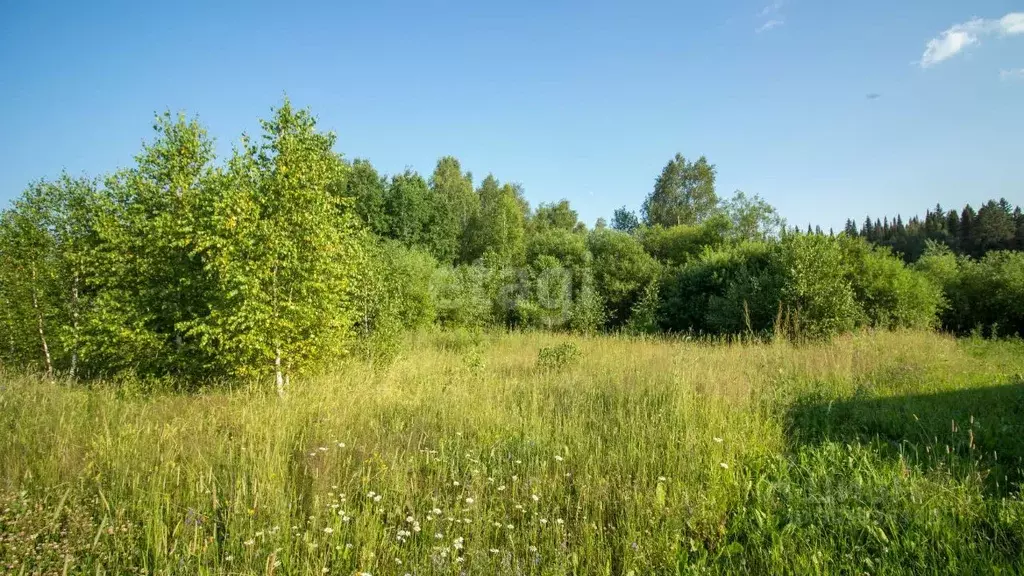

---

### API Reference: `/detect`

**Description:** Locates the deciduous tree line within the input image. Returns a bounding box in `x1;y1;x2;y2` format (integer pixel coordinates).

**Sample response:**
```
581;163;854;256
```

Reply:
1;100;1021;386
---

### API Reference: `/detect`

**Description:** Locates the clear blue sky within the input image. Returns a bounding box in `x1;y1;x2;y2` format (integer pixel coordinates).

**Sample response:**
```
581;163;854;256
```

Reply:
1;0;1022;230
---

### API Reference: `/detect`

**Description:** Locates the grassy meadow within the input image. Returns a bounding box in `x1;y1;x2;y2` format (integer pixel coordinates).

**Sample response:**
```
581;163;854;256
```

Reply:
2;330;1024;574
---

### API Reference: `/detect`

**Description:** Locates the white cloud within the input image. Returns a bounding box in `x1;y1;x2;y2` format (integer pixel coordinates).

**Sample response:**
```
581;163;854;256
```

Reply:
999;13;1024;35
920;12;1024;68
1000;68;1024;80
760;0;783;17
756;1;785;33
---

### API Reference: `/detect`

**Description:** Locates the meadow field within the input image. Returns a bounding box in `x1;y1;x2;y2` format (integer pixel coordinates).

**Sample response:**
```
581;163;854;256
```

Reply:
2;329;1024;574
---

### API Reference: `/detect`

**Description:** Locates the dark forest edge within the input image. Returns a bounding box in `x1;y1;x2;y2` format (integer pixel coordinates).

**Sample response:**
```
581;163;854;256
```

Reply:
1;99;1022;388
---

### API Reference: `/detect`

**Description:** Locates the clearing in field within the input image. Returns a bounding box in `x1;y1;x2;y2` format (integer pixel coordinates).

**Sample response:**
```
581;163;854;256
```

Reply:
1;330;1023;574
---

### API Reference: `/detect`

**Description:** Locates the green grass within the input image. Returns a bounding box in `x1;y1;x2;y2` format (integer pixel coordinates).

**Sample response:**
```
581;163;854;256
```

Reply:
1;330;1023;574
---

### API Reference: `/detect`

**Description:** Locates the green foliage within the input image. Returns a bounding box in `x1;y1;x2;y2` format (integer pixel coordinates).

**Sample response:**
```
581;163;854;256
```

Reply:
913;240;960;289
779;233;858;339
518;255;573;330
642;153;718;227
191;100;364;388
569;268;606;333
4;98;1024;391
536;341;581;369
463;175;527;267
624;280;661;335
658;241;785;335
86;112;219;379
942;251;1024;337
346;159;388;237
384;169;431;248
639;214;731;266
840;236;942;330
352;240;438;364
586;229;661;327
611;206;640;234
722;190;785;241
531;199;580;232
432;264;491;328
427;156;477;264
851;197;1022;263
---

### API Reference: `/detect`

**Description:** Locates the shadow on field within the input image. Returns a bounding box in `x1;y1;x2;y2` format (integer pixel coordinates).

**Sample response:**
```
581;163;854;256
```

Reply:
786;378;1024;494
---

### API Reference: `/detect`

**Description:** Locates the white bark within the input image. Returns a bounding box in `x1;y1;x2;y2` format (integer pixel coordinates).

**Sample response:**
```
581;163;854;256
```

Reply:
69;271;79;379
275;346;284;397
31;267;52;380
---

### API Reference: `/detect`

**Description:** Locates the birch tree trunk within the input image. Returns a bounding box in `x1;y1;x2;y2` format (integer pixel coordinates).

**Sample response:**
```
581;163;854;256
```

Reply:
31;267;53;380
69;271;79;378
275;346;284;397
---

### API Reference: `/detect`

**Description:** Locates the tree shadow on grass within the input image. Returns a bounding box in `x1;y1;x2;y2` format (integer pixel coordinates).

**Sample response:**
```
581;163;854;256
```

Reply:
786;377;1024;495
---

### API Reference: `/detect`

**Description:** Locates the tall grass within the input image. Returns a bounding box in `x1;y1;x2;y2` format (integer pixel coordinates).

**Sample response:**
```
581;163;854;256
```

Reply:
1;330;1023;574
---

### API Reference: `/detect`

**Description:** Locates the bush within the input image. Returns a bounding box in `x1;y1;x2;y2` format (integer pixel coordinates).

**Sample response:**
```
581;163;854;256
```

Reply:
779;233;858;339
352;240;438;364
638;214;731;266
841;236;942;330
537;342;581;370
624;280;661;335
944;251;1024;337
517;255;573;330
569;268;606;334
587;229;661;328
433;264;491;328
658;242;784;335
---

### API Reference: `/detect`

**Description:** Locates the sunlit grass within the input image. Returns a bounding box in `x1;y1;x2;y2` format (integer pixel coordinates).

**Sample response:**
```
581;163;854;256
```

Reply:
1;330;1023;574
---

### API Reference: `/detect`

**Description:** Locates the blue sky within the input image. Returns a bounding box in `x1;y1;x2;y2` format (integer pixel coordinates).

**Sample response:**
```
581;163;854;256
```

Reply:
1;0;1021;230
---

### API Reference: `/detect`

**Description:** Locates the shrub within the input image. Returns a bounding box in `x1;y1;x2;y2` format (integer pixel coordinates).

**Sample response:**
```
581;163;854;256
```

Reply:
569;268;606;334
841;236;942;330
517;255;573;330
658;241;784;335
352;240;438;364
433;264;491;328
537;342;581;370
945;251;1024;337
587;229;661;328
624;280;661;335
638;214;731;266
779;233;858;339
